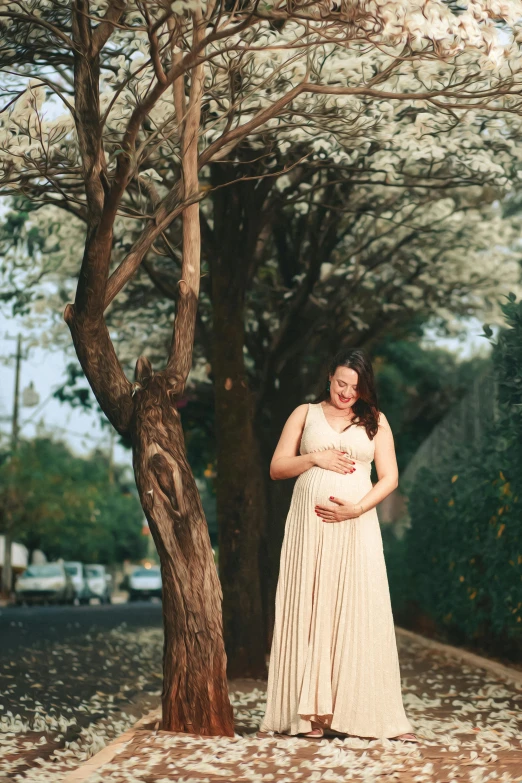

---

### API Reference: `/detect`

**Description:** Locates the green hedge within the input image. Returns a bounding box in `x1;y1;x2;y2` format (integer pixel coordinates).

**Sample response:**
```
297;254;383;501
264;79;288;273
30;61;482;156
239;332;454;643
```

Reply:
386;294;522;654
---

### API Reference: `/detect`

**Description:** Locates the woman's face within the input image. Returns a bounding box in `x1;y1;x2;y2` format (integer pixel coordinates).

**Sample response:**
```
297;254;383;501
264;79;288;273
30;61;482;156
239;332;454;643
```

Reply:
329;366;359;410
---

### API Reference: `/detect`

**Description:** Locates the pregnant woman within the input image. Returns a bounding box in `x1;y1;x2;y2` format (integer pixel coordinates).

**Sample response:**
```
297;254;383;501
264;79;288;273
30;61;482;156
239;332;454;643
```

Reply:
259;349;416;742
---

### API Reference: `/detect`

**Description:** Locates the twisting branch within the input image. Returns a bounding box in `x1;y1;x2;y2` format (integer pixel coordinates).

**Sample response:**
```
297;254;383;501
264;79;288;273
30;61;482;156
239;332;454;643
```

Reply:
167;9;206;388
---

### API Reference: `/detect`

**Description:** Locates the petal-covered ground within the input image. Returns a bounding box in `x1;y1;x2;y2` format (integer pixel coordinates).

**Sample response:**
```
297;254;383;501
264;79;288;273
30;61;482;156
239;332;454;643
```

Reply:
0;625;164;781
63;634;522;783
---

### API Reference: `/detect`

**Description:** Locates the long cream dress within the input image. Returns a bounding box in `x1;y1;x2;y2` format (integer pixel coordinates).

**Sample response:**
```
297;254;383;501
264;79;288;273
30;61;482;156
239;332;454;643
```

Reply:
260;402;414;739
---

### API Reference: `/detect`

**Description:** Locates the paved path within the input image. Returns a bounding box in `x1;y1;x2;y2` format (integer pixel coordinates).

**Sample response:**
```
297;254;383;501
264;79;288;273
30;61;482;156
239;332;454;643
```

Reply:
61;630;522;783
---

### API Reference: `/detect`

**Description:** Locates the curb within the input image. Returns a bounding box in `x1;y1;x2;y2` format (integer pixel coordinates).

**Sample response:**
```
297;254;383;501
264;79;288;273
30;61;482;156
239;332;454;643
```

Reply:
62;628;522;781
396;626;522;686
61;708;161;783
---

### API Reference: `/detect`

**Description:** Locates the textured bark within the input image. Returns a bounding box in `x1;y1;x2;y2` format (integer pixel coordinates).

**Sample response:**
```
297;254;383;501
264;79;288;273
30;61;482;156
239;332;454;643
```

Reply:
255;367;303;646
64;310;234;735
209;170;268;678
132;361;234;735
212;307;267;678
64;307;134;433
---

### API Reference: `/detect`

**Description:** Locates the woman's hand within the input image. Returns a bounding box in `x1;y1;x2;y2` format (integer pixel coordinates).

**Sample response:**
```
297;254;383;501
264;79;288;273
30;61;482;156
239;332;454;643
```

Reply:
312;449;356;475
314;496;363;522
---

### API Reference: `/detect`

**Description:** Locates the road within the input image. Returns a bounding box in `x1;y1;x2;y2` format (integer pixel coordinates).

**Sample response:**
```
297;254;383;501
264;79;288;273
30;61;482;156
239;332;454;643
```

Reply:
0;601;164;782
0;599;163;653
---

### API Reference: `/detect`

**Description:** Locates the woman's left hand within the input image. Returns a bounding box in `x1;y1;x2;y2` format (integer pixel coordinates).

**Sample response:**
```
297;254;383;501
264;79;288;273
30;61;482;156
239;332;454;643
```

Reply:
314;496;362;522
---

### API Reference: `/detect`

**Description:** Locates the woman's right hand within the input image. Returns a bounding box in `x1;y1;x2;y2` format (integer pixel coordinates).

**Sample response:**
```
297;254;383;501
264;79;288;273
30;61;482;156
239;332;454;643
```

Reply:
313;449;356;474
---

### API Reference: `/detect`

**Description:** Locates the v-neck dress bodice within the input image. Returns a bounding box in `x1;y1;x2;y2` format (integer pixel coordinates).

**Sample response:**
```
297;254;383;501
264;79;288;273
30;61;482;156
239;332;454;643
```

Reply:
295;402;375;515
260;402;414;739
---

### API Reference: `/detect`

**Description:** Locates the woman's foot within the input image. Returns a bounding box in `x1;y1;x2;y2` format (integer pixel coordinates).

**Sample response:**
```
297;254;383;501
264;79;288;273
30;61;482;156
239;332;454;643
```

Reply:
303;727;324;738
391;732;418;743
302;721;324;738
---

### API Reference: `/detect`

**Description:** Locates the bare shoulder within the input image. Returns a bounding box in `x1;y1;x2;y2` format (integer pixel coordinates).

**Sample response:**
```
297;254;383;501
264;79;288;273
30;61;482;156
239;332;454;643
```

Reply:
377;410;392;431
277;403;309;443
289;403;310;425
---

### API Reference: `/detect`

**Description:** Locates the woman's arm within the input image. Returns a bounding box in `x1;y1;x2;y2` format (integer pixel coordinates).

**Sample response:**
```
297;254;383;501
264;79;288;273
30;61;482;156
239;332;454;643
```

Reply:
351;411;399;515
315;411;399;521
270;405;319;480
270;404;355;480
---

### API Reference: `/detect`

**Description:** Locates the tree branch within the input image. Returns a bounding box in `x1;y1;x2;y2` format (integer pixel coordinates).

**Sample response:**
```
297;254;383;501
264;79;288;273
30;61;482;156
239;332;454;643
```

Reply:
91;0;128;56
167;11;206;389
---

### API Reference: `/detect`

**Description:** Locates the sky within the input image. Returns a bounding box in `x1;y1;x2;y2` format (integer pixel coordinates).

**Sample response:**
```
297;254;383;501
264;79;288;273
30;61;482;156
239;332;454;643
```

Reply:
0;313;132;466
0;308;492;470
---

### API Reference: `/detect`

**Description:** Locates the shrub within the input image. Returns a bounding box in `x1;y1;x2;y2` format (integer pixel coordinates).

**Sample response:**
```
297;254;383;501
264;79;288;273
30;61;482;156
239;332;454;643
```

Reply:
388;294;522;654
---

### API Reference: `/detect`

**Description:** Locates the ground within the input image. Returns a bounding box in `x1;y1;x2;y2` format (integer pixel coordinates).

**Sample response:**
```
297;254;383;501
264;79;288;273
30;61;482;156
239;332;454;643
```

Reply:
2;604;522;783
0;602;164;781
81;634;522;782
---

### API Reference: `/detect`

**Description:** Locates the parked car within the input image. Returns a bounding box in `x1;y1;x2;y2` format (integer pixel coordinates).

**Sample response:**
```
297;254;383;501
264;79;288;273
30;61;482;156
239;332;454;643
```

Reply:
64;561;90;604
15;563;75;606
85;564;112;604
128;566;162;601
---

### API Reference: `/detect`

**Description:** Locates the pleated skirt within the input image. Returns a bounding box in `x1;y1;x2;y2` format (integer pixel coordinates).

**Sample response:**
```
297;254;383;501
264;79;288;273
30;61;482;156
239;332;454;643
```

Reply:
260;464;414;738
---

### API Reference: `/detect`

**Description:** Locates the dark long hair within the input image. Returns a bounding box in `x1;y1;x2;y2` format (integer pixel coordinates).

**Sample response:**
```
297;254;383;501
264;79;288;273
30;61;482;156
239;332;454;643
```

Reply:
314;349;380;439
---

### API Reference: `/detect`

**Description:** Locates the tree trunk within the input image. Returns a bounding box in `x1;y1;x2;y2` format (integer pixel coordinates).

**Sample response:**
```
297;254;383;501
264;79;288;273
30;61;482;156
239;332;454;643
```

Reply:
255;385;300;647
132;364;234;734
65;316;235;736
208;170;269;678
211;289;267;678
64;3;234;737
255;346;325;645
1;531;12;596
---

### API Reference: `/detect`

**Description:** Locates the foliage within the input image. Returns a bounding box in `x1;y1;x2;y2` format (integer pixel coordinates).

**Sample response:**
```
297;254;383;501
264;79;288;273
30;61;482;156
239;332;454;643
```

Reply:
0;437;147;563
373;332;490;472
388;294;522;653
489;293;522;431
1;1;522;374
1;2;522;465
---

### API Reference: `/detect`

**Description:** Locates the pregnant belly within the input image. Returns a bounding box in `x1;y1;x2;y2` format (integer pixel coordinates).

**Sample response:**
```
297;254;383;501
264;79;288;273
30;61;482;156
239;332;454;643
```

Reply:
294;465;373;508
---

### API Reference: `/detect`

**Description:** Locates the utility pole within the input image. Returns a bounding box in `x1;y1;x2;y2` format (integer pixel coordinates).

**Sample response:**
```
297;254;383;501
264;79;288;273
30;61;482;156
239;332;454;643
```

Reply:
108;427;115;485
11;335;21;452
2;335;22;596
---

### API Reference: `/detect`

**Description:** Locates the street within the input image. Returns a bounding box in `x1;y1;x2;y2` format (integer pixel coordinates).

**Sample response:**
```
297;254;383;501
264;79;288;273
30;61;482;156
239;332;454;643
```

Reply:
0;602;164;781
0;600;163;652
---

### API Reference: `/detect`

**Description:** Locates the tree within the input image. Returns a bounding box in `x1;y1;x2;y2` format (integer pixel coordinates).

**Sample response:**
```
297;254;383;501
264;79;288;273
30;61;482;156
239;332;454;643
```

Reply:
371;334;491;472
1;0;522;731
0;437;147;564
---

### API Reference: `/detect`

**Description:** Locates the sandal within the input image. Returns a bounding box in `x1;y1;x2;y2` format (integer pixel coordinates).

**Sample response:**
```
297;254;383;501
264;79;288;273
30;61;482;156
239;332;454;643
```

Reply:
302;727;324;738
302;721;324;738
391;732;419;743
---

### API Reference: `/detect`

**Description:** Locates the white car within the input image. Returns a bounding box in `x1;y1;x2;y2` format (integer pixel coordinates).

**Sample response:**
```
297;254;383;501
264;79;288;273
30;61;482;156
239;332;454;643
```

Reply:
85;564;112;604
64;561;90;604
15;563;75;606
128;566;162;601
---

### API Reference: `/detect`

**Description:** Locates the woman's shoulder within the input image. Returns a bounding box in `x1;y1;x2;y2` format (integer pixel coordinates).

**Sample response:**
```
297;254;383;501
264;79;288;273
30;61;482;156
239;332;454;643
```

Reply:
292;402;311;420
376;410;391;430
283;402;310;425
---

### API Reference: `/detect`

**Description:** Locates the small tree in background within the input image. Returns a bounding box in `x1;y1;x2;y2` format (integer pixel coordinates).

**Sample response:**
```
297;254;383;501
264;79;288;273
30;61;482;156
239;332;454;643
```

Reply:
0;437;147;564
